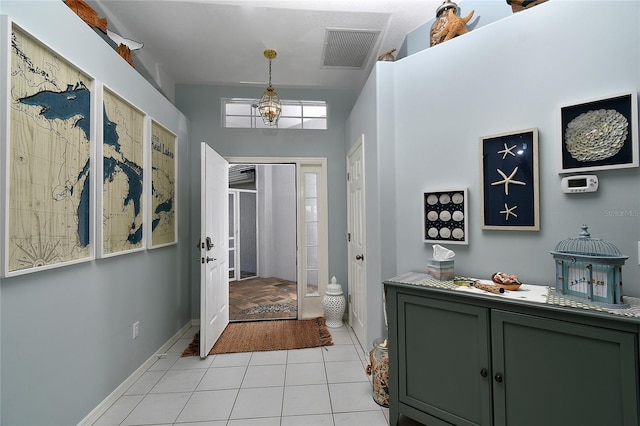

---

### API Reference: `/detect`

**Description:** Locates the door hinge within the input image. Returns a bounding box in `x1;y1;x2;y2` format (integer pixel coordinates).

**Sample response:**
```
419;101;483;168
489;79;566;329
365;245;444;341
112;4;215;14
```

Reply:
347;232;351;242
347;172;350;181
348;294;352;303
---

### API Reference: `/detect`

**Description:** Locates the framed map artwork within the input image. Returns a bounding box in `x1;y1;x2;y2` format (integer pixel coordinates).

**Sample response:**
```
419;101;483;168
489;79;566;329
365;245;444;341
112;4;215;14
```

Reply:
149;120;177;248
480;128;539;231
99;87;146;257
3;22;94;276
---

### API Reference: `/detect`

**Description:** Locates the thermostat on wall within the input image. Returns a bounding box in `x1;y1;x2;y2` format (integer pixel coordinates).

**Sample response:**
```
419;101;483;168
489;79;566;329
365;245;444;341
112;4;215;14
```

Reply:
561;175;598;193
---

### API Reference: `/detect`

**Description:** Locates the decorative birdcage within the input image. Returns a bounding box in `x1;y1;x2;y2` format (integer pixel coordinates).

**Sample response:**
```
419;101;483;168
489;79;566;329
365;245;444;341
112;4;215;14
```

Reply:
550;225;628;307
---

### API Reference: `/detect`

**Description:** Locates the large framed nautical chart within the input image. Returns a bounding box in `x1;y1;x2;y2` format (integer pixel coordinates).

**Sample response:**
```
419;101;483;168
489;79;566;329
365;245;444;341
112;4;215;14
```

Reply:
99;86;146;257
3;21;94;276
148;119;177;248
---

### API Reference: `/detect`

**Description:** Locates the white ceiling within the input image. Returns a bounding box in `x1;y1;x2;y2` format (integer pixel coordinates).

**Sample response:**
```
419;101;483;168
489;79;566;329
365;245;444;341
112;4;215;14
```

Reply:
88;0;442;94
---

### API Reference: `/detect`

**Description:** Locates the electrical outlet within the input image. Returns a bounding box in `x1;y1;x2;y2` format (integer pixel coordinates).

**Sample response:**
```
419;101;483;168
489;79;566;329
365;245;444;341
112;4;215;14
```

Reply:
133;321;139;339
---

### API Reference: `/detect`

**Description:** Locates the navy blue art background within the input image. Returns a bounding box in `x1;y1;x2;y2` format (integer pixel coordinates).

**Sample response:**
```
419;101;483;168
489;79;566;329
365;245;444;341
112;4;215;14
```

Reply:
561;94;633;171
482;130;536;227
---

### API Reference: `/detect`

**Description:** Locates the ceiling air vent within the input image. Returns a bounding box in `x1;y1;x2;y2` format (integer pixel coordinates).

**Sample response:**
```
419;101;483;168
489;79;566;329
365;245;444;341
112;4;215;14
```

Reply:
322;29;380;69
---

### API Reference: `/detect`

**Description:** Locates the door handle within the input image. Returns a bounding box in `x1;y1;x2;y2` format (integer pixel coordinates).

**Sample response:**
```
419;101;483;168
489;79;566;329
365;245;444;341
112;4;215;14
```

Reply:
355;254;364;261
494;373;503;383
206;237;214;250
206;256;216;263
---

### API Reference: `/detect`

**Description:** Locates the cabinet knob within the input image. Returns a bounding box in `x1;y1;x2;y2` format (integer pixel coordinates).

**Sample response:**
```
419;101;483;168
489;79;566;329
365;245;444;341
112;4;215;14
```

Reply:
494;373;503;383
480;368;488;378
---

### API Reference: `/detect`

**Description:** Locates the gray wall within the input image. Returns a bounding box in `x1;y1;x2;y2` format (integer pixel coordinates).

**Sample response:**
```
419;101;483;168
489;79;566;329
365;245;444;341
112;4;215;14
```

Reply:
238;191;258;275
0;2;191;424
175;85;356;317
266;164;297;282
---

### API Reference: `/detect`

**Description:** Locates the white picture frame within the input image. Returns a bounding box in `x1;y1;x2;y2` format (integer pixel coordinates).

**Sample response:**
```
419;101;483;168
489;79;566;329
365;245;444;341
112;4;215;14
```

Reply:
3;20;96;276
480;128;540;231
423;188;468;245
559;92;638;174
97;84;147;258
148;119;178;249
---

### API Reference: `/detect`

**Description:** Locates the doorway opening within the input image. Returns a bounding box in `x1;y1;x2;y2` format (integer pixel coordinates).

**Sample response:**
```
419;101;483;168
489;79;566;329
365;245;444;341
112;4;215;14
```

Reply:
226;157;329;322
228;163;298;321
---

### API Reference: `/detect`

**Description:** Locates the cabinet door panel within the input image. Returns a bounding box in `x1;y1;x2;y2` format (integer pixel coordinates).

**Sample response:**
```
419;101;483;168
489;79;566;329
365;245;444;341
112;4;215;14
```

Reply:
398;294;492;426
492;310;639;426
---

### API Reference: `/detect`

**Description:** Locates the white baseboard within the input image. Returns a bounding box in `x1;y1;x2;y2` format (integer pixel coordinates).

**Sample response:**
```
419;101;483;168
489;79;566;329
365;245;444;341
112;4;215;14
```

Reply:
77;320;197;426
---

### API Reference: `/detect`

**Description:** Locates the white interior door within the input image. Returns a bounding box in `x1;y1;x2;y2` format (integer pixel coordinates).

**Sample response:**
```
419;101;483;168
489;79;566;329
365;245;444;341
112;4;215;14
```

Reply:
347;136;367;349
200;142;229;358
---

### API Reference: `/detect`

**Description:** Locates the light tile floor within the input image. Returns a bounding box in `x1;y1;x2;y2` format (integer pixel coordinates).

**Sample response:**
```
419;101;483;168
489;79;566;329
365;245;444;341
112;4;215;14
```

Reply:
93;323;395;425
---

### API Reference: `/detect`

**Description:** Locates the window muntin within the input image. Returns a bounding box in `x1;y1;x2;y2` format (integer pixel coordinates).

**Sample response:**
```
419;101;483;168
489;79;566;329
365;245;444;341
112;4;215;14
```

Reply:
223;98;327;129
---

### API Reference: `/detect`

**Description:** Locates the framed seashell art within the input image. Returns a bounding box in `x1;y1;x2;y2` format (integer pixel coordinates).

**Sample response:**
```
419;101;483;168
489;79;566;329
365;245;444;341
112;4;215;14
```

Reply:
423;188;468;244
480;128;539;231
559;92;638;173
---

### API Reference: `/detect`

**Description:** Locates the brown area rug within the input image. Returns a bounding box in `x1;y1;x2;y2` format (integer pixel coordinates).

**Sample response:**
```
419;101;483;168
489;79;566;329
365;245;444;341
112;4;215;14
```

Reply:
181;317;333;356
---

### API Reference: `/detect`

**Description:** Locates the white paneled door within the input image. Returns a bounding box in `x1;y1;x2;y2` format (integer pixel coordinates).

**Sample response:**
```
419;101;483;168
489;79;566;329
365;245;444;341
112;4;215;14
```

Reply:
200;142;229;358
347;136;367;349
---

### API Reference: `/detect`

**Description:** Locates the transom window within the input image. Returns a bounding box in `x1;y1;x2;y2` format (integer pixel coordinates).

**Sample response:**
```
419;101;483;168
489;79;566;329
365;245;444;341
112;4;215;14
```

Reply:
223;98;327;129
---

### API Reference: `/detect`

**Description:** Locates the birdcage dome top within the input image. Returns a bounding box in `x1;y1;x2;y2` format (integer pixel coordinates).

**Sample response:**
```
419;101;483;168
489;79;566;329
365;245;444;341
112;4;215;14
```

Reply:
553;225;623;257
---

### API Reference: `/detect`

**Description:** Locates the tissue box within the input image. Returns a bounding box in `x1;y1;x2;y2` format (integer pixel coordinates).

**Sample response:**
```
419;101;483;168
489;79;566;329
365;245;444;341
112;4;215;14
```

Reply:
427;259;454;280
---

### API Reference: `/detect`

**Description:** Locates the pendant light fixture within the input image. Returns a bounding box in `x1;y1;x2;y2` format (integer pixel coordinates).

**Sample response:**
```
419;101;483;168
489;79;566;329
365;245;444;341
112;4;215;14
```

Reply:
257;49;281;126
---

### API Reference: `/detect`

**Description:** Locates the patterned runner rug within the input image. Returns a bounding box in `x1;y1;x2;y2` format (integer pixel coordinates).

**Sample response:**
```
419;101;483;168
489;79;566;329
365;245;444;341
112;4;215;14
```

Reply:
181;317;333;356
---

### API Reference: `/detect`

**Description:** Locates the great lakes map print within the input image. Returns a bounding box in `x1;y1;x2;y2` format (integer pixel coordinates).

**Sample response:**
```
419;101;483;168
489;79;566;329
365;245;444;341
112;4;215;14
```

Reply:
8;27;92;273
150;121;176;247
102;88;144;255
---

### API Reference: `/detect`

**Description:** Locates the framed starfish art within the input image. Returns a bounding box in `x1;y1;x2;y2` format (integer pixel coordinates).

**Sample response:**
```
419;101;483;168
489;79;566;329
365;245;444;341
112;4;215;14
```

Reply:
480;128;539;231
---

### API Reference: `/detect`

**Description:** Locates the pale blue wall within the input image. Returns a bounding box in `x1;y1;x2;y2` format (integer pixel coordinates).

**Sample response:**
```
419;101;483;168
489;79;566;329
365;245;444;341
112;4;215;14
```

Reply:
0;2;191;424
347;0;640;348
345;62;397;349
398;0;511;59
1;0;638;424
174;85;357;316
393;0;640;291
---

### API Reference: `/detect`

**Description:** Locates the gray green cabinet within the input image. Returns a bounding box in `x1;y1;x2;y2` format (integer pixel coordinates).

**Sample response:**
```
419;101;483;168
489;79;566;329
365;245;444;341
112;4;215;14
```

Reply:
385;280;640;426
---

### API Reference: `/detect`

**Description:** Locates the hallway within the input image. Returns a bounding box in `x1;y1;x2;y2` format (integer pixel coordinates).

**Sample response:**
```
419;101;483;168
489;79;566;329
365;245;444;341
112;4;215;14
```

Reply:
92;324;392;425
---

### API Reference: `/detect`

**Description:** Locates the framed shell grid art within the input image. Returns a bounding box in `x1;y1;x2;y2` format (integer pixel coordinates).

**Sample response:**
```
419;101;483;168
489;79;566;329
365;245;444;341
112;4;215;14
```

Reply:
423;188;468;245
480;128;539;231
559;92;638;173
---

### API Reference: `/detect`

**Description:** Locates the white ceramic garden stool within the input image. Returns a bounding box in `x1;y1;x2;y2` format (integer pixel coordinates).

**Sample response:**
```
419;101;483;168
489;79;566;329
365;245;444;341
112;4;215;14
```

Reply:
323;276;346;328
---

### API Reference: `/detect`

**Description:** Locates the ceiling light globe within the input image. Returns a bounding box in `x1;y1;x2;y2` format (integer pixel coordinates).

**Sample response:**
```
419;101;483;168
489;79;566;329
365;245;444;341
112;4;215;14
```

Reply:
258;85;281;125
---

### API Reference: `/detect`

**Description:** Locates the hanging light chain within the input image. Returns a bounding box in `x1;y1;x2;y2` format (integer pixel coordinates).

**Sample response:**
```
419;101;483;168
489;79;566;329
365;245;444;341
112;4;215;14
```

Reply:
258;49;281;126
